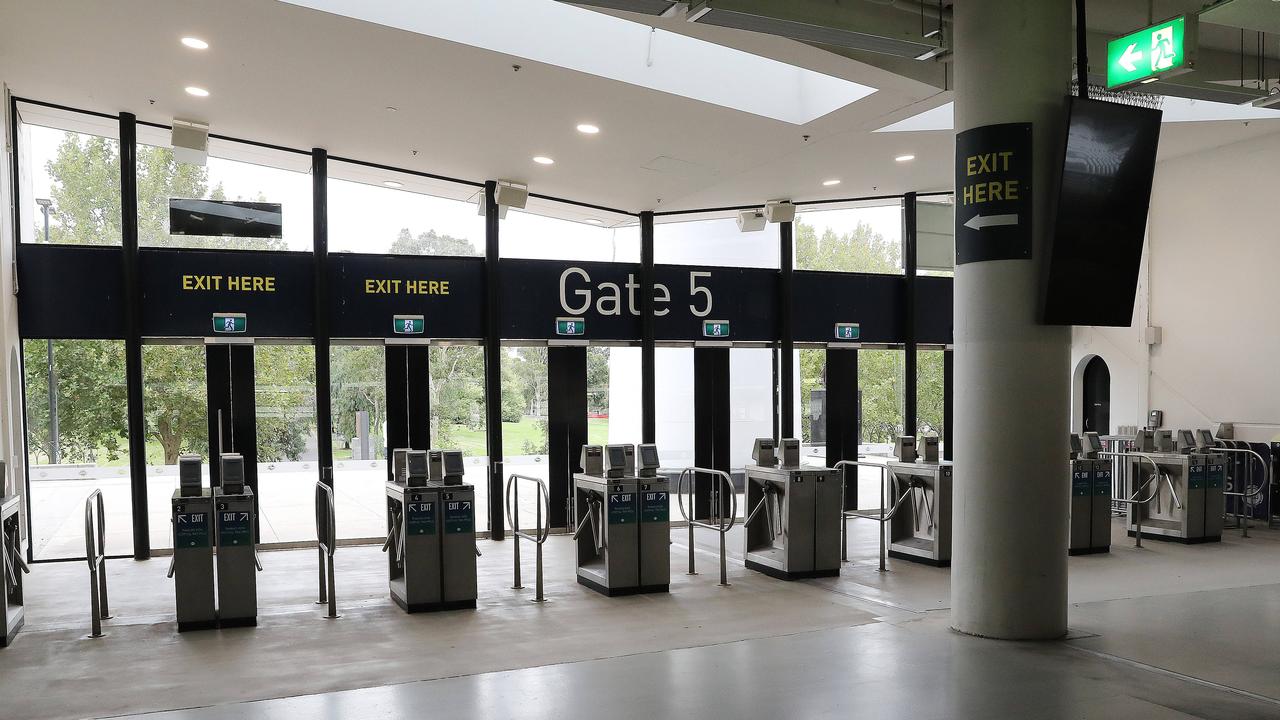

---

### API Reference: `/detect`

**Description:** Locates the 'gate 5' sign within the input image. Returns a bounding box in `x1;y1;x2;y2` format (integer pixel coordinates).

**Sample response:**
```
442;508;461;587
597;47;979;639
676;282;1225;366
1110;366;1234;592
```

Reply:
955;123;1032;265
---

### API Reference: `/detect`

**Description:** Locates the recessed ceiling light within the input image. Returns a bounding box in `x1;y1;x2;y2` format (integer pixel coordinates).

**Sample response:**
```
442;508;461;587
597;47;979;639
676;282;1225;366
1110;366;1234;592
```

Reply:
822;179;841;186
532;156;555;165
585;218;603;225
383;180;403;188
185;86;210;97
576;123;600;134
181;37;209;50
895;154;915;162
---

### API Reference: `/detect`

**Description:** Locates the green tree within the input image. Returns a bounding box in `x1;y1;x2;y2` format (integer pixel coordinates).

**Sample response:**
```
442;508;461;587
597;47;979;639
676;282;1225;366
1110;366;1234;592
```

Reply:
330;346;385;456
389;228;476;256
24;340;127;464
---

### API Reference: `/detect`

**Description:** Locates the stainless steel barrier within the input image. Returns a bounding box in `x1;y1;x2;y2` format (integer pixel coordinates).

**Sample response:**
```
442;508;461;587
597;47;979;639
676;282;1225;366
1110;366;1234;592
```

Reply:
831;460;915;572
1218;447;1273;537
84;489;111;638
1099;451;1172;548
676;467;737;586
506;473;551;603
315;478;339;619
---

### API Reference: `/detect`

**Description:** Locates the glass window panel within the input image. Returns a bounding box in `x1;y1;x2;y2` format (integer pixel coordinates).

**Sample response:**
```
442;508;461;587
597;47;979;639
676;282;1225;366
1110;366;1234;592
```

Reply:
24;339;131;559
327;170;484;256
653;347;695;471
253;344;318;544
729;348;775;469
793;201;903;274
430;345;490;532
798;348;825;459
20;121;122;246
501;209;639;262
655;216;779;268
330;344;387;540
858;349;905;448
917;195;955;277
141;344;208;552
917;349;945;440
502;346;549;518
137;139;312;251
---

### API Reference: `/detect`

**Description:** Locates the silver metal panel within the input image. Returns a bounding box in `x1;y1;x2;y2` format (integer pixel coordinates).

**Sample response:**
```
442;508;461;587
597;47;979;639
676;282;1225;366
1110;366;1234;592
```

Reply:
886;461;952;565
171;491;216;629
637;477;670;588
437;483;478;605
574;474;639;592
386;483;442;610
214;488;257;625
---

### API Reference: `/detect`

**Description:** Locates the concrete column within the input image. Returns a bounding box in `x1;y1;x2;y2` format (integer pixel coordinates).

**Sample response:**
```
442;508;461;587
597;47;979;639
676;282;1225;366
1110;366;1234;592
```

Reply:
950;0;1072;639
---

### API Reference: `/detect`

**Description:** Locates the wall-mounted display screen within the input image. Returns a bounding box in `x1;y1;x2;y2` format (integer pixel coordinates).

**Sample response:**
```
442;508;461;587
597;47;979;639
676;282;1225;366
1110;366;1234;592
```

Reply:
170;199;283;239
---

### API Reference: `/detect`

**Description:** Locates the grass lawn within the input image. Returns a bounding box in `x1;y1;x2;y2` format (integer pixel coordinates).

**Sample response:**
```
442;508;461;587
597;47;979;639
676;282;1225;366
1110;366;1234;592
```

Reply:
447;416;608;456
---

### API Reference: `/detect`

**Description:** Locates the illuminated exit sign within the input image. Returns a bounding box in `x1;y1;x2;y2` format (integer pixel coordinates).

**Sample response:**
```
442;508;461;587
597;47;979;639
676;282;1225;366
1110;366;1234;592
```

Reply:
702;320;730;338
555;317;585;336
1106;15;1197;89
212;313;246;334
393;314;424;335
834;323;860;341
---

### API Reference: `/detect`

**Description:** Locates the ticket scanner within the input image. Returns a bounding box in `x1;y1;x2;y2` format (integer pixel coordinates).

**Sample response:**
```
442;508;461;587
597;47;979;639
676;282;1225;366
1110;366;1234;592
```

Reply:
1126;429;1223;544
431;450;478;608
573;443;667;595
385;448;476;612
171;455;216;631
1069;433;1112;555
744;437;840;580
213;453;258;627
886;436;953;566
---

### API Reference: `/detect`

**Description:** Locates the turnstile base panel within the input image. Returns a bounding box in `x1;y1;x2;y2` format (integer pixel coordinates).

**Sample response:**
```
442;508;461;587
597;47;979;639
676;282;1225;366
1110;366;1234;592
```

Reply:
887;549;950;567
576;574;650;597
1;607;24;647
638;584;669;594
743;558;839;581
391;592;476;613
1068;546;1110;556
1127;530;1220;545
217;616;257;629
177;619;218;633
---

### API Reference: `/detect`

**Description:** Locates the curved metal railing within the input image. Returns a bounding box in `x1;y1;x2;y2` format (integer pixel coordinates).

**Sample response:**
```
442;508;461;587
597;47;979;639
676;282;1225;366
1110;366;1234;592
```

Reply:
84;489;111;638
506;473;551;603
1100;451;1173;548
315;478;339;619
1217;446;1272;537
676;467;737;586
831;460;915;572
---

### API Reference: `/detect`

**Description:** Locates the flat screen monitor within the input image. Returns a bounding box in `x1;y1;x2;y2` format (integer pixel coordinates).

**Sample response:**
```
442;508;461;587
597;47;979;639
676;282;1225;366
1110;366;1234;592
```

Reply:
1043;97;1162;326
1197;429;1215;447
407;451;428;478
169;199;283;239
1179;430;1195;447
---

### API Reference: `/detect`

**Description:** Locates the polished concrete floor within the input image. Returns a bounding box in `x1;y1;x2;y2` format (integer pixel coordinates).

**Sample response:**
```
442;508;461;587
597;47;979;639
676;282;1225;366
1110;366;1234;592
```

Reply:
3;517;1280;719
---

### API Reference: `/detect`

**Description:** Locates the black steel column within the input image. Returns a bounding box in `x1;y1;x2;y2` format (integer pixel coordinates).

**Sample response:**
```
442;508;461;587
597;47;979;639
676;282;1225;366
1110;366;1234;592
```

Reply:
640;211;656;443
205;345;232;488
827;348;861;510
384;345;407;483
407;347;430;451
943;348;954;461
547;346;587;529
311;149;333;486
230;345;259;539
779;221;794;438
482;181;505;539
693;347;730;519
903;192;918;437
119;112;149;560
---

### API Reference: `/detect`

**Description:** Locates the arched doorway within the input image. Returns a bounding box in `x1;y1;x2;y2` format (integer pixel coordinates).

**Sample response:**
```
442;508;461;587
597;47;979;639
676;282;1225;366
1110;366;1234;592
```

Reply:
1082;356;1110;434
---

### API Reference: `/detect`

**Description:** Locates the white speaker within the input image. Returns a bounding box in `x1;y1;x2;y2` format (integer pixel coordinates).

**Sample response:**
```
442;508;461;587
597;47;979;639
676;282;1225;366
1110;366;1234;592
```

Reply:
495;180;528;210
737;209;766;232
171;118;209;166
763;200;795;223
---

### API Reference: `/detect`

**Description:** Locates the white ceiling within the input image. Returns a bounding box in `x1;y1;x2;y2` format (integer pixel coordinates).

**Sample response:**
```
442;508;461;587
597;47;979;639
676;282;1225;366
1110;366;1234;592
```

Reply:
1;0;1277;217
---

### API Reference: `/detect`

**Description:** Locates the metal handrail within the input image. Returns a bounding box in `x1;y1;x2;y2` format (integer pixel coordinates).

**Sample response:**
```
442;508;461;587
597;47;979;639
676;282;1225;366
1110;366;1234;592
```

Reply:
84;489;111;638
676;467;737;586
1101;451;1170;548
506;473;551;603
1217;446;1272;537
831;460;916;573
315;479;339;619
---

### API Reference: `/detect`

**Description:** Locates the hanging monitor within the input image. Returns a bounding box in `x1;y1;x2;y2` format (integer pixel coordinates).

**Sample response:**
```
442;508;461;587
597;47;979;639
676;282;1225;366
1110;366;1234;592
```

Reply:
169;198;283;239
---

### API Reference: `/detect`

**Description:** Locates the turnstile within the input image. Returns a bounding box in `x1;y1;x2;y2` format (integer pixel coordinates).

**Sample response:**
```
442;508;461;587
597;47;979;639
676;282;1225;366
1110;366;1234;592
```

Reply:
1069;434;1112;555
435;480;478;609
886;461;953;566
636;472;670;593
573;473;641;595
385;482;442;612
743;463;841;580
171;489;216;631
1;495;26;646
1126;451;1223;544
213;486;258;627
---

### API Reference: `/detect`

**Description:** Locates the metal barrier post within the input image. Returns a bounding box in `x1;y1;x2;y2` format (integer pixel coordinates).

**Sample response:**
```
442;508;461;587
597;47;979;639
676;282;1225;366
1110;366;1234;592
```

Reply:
315;478;339;619
676;467;737;587
506;474;550;603
831;461;898;573
84;490;111;638
1218;447;1271;538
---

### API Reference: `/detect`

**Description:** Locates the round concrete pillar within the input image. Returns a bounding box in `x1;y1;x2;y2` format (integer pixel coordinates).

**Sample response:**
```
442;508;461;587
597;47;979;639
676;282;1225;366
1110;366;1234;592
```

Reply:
950;0;1073;639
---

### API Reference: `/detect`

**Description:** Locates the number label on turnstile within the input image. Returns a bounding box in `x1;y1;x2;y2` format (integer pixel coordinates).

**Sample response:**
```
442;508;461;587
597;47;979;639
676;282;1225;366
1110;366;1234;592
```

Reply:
217;510;252;546
641;491;668;523
175;512;210;548
1207;464;1224;489
608;493;636;525
443;495;474;534
406;500;436;536
1095;469;1112;496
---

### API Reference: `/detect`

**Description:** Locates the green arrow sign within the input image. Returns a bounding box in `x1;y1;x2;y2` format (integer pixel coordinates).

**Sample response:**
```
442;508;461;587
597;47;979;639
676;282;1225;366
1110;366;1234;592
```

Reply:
702;320;730;338
1106;15;1196;89
834;322;860;341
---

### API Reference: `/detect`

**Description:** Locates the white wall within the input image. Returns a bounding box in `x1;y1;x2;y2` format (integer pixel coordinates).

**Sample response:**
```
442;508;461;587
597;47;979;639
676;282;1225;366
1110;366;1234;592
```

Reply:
1;84;29;540
1070;129;1280;443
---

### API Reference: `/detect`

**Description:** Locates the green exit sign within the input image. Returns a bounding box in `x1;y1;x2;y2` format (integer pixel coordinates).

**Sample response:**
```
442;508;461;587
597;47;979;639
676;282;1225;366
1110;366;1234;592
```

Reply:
1106;15;1196;89
393;314;424;335
556;317;585;336
212;313;246;334
834;322;860;341
702;320;730;338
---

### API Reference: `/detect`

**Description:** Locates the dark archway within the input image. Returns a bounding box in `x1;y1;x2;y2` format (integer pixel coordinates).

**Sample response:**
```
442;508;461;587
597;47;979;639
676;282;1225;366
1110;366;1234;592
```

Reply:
1082;356;1110;435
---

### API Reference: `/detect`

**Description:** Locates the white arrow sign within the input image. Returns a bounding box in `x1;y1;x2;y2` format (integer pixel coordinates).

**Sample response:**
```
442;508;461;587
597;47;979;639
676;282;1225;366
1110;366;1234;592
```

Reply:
1119;43;1143;72
964;213;1019;230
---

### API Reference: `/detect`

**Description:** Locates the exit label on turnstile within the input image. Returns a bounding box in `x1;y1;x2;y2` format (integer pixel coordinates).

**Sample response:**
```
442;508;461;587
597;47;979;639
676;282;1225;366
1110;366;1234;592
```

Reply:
608;493;636;524
556;316;585;337
1072;469;1091;497
175;512;210;548
393;314;425;335
212;312;247;334
641;491;668;523
1189;464;1205;490
1095;468;1112;496
406;500;436;535
834;322;860;341
217;511;252;546
443;497;473;534
702;320;730;338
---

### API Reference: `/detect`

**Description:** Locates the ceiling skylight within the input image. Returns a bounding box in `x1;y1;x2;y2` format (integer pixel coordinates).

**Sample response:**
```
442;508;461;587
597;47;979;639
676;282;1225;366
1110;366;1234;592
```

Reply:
279;0;876;124
876;96;1280;133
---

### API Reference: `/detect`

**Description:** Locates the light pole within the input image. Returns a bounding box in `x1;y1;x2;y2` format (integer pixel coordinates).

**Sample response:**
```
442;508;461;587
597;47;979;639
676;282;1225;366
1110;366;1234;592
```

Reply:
36;198;59;465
